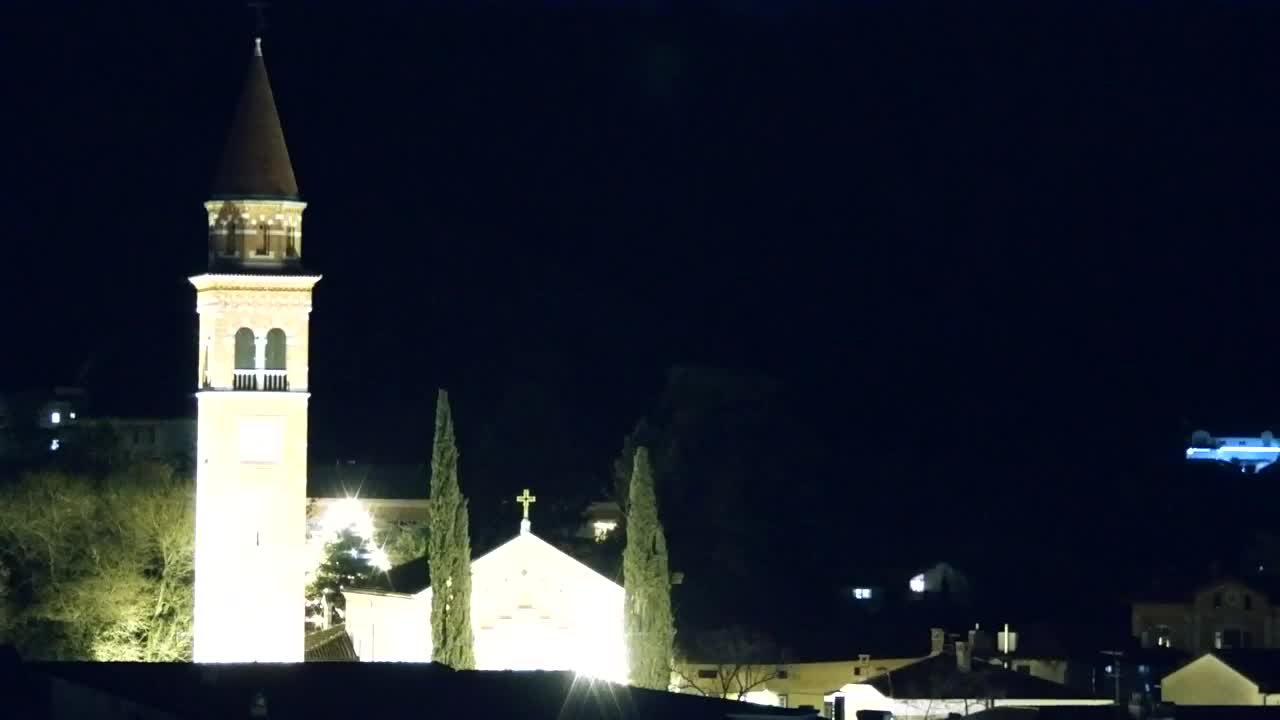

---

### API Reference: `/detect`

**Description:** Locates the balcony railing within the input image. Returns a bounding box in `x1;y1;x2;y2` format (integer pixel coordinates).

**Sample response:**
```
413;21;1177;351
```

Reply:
233;369;289;391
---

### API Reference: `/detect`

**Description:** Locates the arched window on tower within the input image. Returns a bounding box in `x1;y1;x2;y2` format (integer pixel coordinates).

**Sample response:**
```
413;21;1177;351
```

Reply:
265;329;288;391
256;223;270;256
234;327;256;390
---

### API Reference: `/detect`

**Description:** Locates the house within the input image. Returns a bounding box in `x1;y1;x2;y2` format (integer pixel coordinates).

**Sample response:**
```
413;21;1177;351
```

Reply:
824;642;1112;720
83;417;196;469
1132;576;1280;653
1161;650;1280;705
3;653;818;720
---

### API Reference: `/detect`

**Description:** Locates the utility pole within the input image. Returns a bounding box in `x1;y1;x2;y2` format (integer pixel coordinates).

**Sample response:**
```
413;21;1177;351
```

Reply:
1101;650;1123;705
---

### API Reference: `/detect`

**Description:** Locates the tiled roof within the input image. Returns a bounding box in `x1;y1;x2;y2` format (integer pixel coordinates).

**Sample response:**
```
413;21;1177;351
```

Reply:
863;652;1097;700
304;626;358;662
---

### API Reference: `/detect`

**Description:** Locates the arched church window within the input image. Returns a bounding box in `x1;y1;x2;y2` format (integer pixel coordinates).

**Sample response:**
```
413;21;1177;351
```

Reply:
234;328;256;369
265;329;287;371
256;223;270;256
234;328;256;390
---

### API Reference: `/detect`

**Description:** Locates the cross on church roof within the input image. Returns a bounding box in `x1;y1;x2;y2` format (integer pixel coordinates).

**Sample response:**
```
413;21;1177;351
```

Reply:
516;489;536;518
516;489;536;535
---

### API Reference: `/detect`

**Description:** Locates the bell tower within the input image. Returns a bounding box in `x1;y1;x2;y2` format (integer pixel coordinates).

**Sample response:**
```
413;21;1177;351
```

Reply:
191;35;318;663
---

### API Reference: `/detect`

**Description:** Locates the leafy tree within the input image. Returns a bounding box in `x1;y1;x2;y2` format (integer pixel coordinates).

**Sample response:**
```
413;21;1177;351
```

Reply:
428;389;475;669
305;527;377;629
624;446;674;689
0;463;193;660
380;521;430;568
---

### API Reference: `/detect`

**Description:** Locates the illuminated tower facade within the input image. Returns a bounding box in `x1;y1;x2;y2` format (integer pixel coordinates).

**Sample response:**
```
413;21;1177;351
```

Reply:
191;37;318;663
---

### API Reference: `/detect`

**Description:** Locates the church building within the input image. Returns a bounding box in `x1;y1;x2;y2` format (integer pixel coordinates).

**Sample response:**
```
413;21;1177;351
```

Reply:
343;491;629;683
191;38;627;676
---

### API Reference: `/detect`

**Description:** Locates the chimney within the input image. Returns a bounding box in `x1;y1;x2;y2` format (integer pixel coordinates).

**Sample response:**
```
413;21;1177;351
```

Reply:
930;627;946;655
955;641;971;672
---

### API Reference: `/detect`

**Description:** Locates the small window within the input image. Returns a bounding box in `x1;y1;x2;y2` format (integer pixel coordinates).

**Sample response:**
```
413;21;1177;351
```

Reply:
697;669;718;679
225;222;239;255
853;667;862;676
1214;592;1223;608
777;669;789;679
777;694;789;708
256;224;270;255
286;227;298;257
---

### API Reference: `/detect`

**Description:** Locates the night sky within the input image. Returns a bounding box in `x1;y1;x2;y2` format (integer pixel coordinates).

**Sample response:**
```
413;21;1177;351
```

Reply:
5;1;1280;634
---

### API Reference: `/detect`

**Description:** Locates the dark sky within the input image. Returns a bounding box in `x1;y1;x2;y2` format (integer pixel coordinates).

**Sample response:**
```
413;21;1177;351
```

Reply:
5;1;1280;625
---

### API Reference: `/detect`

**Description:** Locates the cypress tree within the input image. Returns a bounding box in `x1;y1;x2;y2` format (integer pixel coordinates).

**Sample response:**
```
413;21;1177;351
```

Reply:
428;389;476;669
623;446;674;689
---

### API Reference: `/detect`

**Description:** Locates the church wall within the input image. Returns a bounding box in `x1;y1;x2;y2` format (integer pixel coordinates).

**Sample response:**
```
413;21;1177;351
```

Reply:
343;590;430;662
194;279;316;393
193;388;309;662
343;532;626;681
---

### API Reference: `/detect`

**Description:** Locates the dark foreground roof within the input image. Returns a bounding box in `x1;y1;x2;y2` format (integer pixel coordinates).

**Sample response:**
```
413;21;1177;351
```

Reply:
969;708;1126;720
864;652;1097;700
16;660;815;720
1152;708;1280;720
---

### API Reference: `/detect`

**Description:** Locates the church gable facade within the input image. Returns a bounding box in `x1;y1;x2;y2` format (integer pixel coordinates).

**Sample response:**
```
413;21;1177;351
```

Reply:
344;523;627;683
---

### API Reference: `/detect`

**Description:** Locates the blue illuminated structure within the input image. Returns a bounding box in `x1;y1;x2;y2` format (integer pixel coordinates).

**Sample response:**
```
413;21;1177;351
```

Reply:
1185;430;1280;472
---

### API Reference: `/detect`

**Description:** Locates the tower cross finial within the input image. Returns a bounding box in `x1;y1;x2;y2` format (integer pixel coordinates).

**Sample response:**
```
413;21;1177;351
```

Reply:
248;1;269;46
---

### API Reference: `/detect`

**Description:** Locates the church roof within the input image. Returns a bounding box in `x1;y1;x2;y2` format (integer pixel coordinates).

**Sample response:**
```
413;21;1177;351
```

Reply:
349;529;622;597
210;39;299;201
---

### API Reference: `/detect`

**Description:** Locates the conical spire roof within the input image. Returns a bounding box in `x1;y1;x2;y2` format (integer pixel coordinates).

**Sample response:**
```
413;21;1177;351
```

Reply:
211;39;299;200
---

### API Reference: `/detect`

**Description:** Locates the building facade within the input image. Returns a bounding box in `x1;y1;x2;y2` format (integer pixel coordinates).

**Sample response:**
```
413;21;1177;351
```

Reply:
1133;578;1280;655
191;37;319;663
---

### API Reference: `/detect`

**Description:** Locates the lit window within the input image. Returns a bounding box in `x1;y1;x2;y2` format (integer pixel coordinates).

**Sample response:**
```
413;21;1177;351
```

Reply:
853;587;873;600
909;574;926;593
50;438;60;451
50;411;61;425
69;412;76;420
